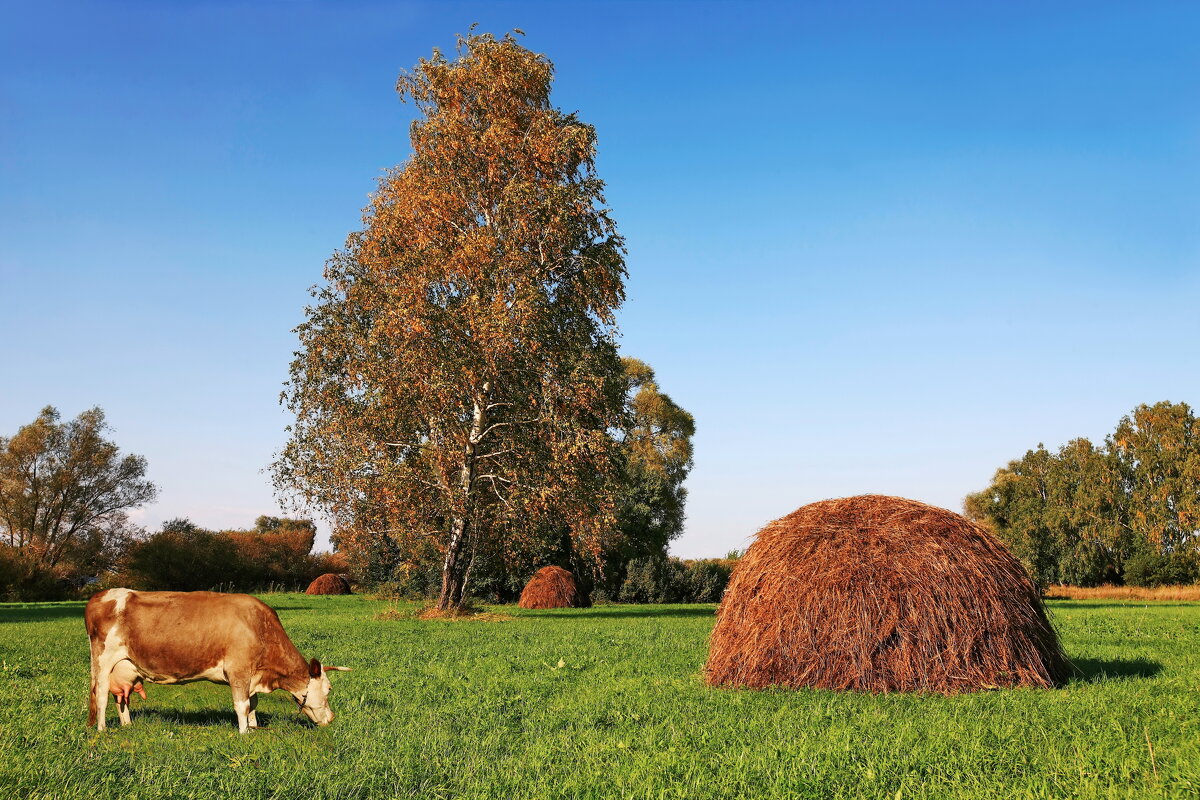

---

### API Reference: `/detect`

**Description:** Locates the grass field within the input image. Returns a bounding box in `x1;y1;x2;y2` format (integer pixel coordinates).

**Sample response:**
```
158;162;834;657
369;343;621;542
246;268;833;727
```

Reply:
2;595;1198;799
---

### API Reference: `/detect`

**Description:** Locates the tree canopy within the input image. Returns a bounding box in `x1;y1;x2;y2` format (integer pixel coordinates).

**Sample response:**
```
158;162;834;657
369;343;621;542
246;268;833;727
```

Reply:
0;406;156;570
602;358;696;586
966;401;1200;586
276;31;627;609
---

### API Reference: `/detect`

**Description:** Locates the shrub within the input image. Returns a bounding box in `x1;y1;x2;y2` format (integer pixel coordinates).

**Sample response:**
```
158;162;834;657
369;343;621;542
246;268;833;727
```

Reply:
117;517;339;592
1124;551;1199;587
684;559;733;603
619;557;688;603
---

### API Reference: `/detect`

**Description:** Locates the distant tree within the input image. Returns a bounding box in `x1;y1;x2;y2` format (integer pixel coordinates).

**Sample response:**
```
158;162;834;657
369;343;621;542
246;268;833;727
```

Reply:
275;31;627;610
221;516;322;586
967;401;1200;586
617;359;695;553
0;406;156;571
966;445;1059;585
592;358;695;592
1109;402;1200;554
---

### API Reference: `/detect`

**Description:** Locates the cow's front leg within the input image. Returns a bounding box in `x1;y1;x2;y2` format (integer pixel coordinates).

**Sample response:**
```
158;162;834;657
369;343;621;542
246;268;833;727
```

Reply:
247;693;259;729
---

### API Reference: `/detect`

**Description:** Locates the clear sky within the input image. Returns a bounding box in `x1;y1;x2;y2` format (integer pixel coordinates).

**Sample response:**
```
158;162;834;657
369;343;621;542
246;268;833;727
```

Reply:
2;1;1197;557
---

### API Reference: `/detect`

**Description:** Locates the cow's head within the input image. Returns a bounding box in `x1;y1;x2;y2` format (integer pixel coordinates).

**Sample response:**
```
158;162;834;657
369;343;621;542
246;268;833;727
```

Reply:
297;658;350;726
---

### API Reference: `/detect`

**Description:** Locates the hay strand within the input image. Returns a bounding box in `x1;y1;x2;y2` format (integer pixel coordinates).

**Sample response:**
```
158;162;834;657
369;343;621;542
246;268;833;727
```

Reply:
705;495;1068;693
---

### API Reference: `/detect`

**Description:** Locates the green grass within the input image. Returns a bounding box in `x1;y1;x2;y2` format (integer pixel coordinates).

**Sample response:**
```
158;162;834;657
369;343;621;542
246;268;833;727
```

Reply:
1;596;1198;799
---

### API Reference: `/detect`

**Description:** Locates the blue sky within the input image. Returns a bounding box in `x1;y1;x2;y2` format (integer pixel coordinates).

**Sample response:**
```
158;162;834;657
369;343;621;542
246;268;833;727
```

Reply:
2;1;1197;557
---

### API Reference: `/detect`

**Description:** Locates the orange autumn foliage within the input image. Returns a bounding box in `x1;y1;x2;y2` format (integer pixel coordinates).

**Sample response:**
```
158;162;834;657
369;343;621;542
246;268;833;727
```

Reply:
277;31;627;610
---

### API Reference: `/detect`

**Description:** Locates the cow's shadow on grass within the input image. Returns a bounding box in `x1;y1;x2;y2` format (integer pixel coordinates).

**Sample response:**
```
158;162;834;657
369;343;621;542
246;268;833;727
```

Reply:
1069;657;1163;683
131;708;311;730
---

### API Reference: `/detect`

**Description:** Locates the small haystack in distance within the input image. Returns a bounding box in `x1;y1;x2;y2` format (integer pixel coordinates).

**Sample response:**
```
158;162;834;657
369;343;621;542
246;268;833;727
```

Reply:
518;566;588;609
706;495;1068;693
306;573;352;595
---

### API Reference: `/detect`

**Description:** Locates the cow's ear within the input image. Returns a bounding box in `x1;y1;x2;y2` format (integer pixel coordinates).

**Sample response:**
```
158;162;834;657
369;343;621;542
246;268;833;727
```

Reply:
309;657;322;678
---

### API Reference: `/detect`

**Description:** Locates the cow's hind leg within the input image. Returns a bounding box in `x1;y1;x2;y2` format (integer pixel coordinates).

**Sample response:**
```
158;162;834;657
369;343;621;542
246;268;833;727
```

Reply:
92;664;112;732
87;639;103;728
230;678;252;734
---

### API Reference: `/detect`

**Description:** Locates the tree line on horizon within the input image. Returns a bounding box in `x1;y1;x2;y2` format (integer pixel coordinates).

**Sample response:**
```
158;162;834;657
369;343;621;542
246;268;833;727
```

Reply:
966;400;1200;589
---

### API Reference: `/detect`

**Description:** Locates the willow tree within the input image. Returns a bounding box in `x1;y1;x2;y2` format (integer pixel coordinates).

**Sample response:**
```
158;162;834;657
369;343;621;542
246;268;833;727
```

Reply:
276;32;627;610
0;406;157;570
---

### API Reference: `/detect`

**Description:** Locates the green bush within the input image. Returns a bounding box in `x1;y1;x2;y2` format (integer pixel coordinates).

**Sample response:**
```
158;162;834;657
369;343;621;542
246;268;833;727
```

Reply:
1124;551;1199;587
619;557;687;603
684;559;733;603
615;556;736;604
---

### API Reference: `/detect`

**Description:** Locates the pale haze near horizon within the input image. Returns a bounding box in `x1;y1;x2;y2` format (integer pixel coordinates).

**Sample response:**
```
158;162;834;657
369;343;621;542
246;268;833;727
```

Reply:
2;2;1196;557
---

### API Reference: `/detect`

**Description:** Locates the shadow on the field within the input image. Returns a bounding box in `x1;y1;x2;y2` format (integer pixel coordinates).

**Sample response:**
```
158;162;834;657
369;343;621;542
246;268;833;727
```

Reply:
1070;656;1163;682
567;606;716;619
0;603;86;623
132;708;304;729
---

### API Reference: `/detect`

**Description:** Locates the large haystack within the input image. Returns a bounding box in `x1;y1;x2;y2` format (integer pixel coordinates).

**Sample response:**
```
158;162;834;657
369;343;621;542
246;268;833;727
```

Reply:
518;566;589;609
305;573;352;595
706;495;1068;693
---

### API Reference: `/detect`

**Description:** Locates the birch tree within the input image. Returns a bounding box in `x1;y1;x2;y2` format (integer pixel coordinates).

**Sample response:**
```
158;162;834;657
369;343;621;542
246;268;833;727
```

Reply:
276;31;627;610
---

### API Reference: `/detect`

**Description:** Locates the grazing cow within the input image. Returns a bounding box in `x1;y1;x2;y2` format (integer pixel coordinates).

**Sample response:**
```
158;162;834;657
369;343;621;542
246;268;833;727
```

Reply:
85;588;349;733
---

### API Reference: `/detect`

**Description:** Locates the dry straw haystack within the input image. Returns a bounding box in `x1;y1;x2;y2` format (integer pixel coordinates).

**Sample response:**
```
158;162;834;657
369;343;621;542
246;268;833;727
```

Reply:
706;495;1068;693
305;573;353;595
518;566;589;609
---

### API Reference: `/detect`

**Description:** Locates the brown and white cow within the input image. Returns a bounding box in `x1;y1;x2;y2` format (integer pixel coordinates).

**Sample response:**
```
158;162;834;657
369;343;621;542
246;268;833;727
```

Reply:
85;588;349;733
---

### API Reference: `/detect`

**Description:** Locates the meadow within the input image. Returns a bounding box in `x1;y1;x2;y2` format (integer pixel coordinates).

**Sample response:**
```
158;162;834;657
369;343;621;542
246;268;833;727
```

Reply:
1;595;1198;800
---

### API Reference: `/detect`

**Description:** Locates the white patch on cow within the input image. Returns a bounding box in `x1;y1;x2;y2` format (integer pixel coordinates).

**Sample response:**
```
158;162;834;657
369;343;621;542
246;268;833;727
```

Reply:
109;587;131;616
296;667;336;726
198;660;226;683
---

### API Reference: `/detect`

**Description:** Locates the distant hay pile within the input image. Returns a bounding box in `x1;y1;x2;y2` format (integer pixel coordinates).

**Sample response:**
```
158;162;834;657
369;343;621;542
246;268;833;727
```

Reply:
518;566;588;609
305;573;352;595
706;495;1068;693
